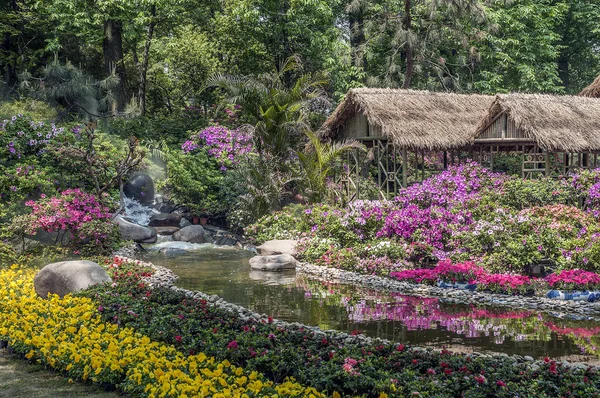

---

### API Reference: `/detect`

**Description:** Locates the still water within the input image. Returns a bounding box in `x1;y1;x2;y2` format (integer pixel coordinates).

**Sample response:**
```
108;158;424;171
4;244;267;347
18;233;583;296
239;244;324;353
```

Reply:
143;243;600;363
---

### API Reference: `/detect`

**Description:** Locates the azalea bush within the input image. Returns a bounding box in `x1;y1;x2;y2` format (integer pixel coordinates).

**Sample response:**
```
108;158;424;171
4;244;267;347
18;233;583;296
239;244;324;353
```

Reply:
12;189;120;255
182;125;253;170
546;269;600;292
477;274;535;295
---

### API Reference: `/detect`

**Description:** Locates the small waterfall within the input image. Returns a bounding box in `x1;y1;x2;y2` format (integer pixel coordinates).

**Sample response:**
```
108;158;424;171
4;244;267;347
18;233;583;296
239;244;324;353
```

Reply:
123;196;157;226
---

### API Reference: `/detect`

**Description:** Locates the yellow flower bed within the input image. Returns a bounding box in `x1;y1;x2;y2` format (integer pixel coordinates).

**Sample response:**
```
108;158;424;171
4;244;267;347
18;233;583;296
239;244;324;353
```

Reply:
0;266;323;397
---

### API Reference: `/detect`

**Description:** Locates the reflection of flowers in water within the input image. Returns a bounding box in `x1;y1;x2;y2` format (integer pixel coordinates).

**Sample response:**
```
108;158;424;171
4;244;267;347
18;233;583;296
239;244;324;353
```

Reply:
295;275;600;353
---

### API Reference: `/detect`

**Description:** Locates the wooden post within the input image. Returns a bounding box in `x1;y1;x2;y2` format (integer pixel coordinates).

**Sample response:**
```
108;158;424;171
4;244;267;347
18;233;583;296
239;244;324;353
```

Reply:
402;149;408;188
421;150;425;181
443;151;448;169
545;151;550;177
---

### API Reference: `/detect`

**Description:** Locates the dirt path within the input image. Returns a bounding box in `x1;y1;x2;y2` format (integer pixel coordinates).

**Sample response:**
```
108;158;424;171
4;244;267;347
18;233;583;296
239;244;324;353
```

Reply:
0;348;122;397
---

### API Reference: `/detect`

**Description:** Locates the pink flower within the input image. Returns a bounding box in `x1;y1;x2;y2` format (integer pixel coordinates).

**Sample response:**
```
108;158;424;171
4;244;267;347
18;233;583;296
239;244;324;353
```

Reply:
227;340;238;350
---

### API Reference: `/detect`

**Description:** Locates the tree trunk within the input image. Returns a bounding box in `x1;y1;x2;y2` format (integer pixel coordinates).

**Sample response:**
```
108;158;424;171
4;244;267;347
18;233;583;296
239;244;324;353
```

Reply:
1;0;18;98
139;5;157;117
348;3;366;71
103;19;127;114
402;0;413;89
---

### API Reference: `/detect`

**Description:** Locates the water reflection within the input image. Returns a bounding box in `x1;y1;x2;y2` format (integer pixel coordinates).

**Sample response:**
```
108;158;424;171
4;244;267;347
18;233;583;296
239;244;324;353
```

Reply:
143;248;600;361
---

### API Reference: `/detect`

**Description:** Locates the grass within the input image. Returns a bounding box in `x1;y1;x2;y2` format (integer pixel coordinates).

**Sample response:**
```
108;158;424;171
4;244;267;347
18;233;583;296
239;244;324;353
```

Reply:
0;347;122;397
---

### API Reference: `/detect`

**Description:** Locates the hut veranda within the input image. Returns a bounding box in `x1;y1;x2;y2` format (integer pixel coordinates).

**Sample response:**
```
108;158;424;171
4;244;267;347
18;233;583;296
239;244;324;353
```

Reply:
321;88;600;199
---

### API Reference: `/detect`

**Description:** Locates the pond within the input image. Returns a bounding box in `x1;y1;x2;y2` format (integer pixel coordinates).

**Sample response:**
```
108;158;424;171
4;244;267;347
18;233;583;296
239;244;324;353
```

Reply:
143;243;600;363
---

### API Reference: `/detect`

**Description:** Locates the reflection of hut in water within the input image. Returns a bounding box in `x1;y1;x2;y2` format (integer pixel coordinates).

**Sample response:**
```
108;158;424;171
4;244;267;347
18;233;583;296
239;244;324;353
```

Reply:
322;88;600;199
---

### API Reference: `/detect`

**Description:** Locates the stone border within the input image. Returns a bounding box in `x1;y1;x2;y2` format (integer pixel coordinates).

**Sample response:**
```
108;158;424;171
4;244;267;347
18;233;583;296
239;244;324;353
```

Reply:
296;262;600;320
122;256;598;369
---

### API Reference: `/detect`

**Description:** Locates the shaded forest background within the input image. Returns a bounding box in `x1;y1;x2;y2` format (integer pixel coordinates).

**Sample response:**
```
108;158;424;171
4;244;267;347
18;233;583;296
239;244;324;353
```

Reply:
1;0;599;119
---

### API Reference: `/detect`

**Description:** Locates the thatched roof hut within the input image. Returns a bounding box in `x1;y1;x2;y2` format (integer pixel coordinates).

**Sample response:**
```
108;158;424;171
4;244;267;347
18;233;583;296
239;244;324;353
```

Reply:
475;94;600;152
321;88;494;150
579;75;600;98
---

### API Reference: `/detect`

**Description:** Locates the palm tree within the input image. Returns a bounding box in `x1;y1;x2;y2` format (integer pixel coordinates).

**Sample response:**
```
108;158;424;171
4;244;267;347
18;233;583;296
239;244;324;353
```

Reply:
298;130;366;204
206;55;329;158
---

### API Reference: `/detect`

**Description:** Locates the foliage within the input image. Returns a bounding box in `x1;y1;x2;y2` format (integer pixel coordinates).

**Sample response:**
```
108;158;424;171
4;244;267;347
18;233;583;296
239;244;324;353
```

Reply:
162;146;225;216
297;130;366;203
207;55;328;159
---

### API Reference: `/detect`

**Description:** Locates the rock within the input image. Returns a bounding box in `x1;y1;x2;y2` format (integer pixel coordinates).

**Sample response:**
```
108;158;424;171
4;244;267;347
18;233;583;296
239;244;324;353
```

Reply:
123;173;155;205
249;254;297;271
149;213;182;227
114;216;157;243
154;226;180;235
173;225;206;243
257;240;298;256
179;218;192;228
34;260;112;299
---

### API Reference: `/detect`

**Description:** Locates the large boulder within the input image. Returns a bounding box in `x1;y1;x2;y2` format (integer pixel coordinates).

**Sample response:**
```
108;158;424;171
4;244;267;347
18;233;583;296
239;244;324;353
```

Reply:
123;173;155;205
257;240;298;256
154;226;180;236
173;225;206;243
114;216;157;243
249;254;297;271
34;260;112;299
148;213;182;227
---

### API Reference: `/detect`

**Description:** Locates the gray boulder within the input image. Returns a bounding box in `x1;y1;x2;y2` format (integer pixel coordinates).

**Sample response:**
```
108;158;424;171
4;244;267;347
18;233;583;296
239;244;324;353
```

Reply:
148;213;182;227
114;216;157;243
154;226;180;236
249;254;297;271
173;225;206;243
257;240;298;256
179;218;192;228
34;260;112;299
123;173;155;205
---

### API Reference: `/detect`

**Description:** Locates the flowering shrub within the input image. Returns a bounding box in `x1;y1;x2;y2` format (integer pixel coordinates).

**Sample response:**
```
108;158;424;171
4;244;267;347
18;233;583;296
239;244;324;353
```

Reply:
0;114;65;160
0;266;322;397
19;189;119;255
390;260;485;285
433;260;487;284
477;274;535;295
546;269;600;291
182;125;252;169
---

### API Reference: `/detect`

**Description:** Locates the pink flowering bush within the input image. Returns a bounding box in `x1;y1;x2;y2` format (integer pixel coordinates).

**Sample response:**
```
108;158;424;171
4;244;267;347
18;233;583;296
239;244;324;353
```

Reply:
477;274;535;295
546;269;600;291
433;259;487;284
389;269;437;284
20;189;120;254
182;125;252;169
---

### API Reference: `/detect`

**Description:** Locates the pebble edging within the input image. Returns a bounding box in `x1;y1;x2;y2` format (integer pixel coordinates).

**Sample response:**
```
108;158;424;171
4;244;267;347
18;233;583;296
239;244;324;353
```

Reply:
296;262;600;321
113;255;600;370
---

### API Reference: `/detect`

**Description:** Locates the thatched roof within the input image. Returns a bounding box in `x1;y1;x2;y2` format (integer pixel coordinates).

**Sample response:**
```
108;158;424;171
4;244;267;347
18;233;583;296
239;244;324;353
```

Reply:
321;88;494;150
579;75;600;98
476;94;600;152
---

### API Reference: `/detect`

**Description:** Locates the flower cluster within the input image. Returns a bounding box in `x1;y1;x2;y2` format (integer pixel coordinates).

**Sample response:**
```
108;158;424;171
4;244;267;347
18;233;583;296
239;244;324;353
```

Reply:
24;189;112;234
0;266;322;397
546;269;600;291
0;114;65;159
182;126;252;169
21;189;119;254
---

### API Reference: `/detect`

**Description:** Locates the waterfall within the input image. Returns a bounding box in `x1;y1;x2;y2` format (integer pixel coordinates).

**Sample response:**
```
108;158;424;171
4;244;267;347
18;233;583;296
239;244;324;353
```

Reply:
122;196;158;226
